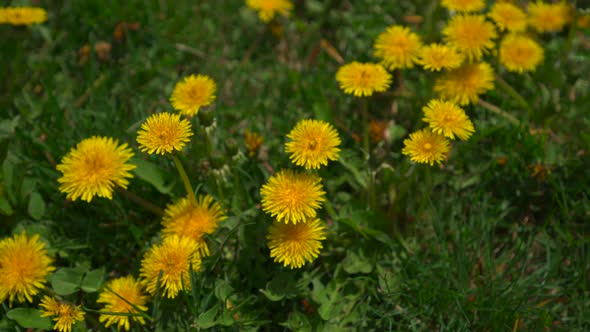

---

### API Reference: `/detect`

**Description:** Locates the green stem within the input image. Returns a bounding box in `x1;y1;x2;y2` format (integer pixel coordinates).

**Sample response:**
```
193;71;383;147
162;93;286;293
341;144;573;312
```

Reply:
362;98;370;156
116;188;164;216
324;199;338;221
172;154;197;204
495;75;532;118
478;100;521;126
560;7;578;66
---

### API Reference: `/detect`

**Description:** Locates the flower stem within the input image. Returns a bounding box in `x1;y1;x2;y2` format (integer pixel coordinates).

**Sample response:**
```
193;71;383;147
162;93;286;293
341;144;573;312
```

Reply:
362;98;370;156
116;188;164;216
478;99;520;126
172;154;197;205
495;75;532;118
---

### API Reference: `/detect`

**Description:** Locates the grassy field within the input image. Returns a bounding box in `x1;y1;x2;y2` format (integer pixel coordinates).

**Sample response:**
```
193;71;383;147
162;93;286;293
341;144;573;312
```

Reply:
1;0;589;331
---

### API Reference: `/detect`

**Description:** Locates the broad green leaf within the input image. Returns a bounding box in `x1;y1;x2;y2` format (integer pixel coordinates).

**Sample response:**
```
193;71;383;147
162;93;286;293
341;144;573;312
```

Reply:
342;251;373;274
196;305;219;329
214;279;233;301
6;308;52;329
280;311;312;331
131;158;174;194
28;192;46;220
260;272;297;302
48;268;85;295
0;196;13;216
81;267;105;292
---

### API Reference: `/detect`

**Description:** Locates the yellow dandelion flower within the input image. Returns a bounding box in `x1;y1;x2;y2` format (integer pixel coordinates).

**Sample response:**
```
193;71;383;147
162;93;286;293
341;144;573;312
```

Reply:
267;218;326;269
140;235;202;299
0;233;54;305
97;275;149;331
373;25;423;70
0;7;47;25
136;112;193;155
244;131;264;158
440;0;485;12
40;296;85;332
443;15;497;61
527;1;571;33
260;169;326;224
578;14;590;29
402;129;451;166
499;34;544;73
170;74;216;117
56;136;135;202
285;119;341;169
422;99;475;141
434;62;495;106
335;62;392;97
161;195;226;257
488;2;527;32
418;43;465;72
245;0;293;23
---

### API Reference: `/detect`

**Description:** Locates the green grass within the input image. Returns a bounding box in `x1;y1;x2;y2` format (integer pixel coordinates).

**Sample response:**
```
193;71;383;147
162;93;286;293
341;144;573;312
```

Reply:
1;0;589;331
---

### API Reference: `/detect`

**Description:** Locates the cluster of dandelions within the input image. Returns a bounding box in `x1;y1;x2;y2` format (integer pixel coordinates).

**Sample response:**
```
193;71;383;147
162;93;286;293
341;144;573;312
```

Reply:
260;119;341;269
37;72;220;331
336;0;571;166
0;6;47;25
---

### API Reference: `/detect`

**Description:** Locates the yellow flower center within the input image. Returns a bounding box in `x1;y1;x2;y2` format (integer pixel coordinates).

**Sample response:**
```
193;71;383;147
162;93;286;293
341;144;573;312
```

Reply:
424;143;432;150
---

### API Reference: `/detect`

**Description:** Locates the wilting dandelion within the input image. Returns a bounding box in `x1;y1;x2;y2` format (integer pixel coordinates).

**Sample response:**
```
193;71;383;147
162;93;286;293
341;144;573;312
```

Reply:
499;34;544;73
402;129;451;166
0;233;55;305
443;15;497;61
170;74;216;117
373;25;423;70
140;236;202;299
335;62;392;97
260;169;326;224
285;119;341;169
136;113;193;155
97;276;149;331
244;131;264;158
418;44;464;72
161;195;226;256
422;99;475;141
267;218;326;269
434;62;495;106
57;136;135;202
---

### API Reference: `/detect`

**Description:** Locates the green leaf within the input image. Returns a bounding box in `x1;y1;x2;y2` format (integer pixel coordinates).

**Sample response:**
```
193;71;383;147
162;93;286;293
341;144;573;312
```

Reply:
48;268;84;295
196;305;219;329
214;279;233;301
28;192;46;220
0;196;13;216
280;311;312;331
81;267;105;292
6;308;52;329
342;251;373;274
260;272;297;302
131;158;174;194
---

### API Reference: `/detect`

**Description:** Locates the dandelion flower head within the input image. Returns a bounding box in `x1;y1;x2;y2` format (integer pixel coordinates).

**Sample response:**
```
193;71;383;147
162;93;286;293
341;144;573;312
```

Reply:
246;0;293;23
0;233;55;305
488;2;527;32
244;130;264;158
434;62;495;106
260;169;326;224
40;296;85;332
527;1;571;33
57;136;135;202
499;34;544;73
0;7;47;25
97;275;149;331
285;119;341;169
422;99;475;141
443;15;497;61
402;129;451;166
440;0;485;12
335;62;392;97
161;195;226;257
170;74;216;117
140;235;202;299
373;25;423;70
136;112;193;155
267;218;326;269
418;43;465;72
